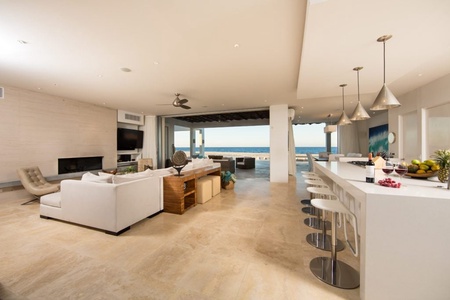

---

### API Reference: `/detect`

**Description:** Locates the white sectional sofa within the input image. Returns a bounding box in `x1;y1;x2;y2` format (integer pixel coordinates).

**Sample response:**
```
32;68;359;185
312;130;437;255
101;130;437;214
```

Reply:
40;168;173;235
40;160;219;235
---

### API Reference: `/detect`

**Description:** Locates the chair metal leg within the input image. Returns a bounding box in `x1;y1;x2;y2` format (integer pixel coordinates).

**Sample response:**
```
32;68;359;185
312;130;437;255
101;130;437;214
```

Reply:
21;196;39;205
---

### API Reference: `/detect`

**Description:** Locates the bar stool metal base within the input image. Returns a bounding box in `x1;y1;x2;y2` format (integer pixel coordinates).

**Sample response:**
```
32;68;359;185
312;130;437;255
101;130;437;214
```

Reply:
301;199;311;206
310;257;360;289
306;233;345;252
302;206;316;215
303;217;331;230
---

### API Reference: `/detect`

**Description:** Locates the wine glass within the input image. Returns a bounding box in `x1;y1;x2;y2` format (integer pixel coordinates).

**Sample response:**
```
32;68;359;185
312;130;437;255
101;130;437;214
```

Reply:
394;162;408;187
382;161;394;177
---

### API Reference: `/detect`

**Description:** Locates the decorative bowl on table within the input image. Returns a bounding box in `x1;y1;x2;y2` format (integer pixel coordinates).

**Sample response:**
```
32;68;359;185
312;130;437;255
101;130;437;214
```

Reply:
406;171;437;179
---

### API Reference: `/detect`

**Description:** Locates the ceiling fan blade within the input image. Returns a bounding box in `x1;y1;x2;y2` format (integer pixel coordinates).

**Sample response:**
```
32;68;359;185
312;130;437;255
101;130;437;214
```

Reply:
180;105;191;109
178;99;188;105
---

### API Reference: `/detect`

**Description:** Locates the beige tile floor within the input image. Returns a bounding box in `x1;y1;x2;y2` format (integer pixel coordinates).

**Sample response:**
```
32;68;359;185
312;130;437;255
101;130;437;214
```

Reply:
0;163;360;300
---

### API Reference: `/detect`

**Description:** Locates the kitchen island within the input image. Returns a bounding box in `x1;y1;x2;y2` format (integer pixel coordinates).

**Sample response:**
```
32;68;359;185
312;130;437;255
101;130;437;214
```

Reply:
313;161;450;300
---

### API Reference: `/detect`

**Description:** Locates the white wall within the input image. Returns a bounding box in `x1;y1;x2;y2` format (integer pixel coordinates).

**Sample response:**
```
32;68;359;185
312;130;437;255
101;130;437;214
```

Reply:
0;85;116;183
338;112;388;156
270;105;289;182
388;73;450;161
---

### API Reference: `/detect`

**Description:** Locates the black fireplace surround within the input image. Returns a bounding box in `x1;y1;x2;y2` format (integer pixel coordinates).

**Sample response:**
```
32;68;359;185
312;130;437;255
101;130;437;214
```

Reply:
58;156;103;174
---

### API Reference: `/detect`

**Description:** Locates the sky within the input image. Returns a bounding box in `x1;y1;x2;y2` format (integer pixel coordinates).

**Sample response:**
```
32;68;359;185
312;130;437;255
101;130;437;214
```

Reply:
174;123;337;148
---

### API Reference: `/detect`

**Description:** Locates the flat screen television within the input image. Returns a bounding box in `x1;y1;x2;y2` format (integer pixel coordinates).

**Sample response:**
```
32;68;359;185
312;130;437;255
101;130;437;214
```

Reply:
117;128;144;150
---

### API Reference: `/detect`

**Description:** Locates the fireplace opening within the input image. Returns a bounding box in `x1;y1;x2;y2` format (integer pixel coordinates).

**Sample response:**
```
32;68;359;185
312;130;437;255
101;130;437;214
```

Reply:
58;156;103;174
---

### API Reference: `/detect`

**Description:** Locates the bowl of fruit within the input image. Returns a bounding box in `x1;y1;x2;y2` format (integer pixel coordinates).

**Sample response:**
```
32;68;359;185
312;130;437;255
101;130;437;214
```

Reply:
406;159;439;178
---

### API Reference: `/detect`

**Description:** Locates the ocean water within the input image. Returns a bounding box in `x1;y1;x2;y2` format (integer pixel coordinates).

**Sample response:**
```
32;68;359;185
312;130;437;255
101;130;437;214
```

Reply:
177;147;337;154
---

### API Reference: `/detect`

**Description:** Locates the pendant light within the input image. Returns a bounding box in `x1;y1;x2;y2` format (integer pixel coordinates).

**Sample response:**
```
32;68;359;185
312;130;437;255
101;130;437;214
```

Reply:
337;84;352;126
350;67;370;120
370;35;401;110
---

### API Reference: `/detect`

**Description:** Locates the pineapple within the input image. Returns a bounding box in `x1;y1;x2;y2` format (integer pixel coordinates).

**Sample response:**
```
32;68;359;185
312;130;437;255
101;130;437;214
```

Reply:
432;149;450;183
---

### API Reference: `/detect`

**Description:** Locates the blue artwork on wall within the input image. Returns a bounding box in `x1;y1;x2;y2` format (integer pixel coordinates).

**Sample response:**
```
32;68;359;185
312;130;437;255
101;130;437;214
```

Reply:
369;124;388;155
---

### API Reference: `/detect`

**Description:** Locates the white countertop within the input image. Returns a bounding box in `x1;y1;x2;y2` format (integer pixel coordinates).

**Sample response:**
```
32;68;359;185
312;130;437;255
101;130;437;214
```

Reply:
313;160;450;300
315;161;449;200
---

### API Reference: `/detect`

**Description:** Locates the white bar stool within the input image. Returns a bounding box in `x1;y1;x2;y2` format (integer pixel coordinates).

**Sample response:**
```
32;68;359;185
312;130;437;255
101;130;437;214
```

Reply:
301;176;327;213
303;179;331;230
305;187;345;252
301;171;317;175
309;198;359;289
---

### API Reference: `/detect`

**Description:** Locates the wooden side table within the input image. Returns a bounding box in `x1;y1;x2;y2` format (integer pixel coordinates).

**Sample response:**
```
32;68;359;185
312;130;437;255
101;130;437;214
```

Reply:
163;173;196;214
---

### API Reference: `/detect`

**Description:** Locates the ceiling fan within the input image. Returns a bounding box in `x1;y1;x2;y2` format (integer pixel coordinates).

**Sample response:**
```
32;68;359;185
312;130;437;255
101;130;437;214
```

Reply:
173;93;191;109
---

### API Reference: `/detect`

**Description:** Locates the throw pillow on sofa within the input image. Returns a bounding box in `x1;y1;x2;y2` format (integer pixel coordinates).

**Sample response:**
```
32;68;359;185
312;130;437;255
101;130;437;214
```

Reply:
97;172;114;183
81;172;112;183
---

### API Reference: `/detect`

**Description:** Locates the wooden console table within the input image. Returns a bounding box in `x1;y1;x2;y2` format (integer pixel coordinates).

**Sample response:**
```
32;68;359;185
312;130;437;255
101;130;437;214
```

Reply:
163;165;221;214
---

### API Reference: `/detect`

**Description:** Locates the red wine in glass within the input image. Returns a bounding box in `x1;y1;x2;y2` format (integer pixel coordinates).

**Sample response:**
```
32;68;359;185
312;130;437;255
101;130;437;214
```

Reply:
394;167;407;176
395;164;408;187
382;167;394;175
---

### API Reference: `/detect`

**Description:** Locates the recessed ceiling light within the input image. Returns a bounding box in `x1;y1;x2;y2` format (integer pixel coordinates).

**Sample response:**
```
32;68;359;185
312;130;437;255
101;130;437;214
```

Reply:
17;40;28;44
120;67;132;72
153;61;159;65
98;75;103;78
234;44;240;48
418;73;423;77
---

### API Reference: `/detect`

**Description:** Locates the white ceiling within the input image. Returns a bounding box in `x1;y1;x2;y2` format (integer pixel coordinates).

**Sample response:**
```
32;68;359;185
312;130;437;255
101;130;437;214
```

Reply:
1;0;449;124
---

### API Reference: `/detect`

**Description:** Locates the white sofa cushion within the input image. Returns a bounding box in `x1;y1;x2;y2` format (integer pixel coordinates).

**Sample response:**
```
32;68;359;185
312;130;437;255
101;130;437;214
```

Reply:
113;172;148;184
40;192;62;208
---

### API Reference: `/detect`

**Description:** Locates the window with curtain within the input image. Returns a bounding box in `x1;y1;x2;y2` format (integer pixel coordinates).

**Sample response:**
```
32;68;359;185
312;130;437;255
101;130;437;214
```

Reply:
402;111;418;161
426;102;450;158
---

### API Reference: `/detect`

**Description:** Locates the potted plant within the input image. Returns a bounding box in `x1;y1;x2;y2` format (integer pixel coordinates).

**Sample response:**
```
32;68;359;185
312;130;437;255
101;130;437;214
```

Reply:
221;171;237;189
432;149;450;183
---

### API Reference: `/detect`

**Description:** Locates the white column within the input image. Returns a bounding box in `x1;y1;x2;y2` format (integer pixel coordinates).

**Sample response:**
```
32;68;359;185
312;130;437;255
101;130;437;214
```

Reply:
270;105;289;182
141;115;158;167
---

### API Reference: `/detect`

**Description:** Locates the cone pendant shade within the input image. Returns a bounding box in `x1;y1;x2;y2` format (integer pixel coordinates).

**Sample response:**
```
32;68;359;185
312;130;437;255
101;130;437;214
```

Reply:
370;35;401;111
351;101;371;120
337;84;352;126
337;111;352;126
350;66;370;120
370;83;401;110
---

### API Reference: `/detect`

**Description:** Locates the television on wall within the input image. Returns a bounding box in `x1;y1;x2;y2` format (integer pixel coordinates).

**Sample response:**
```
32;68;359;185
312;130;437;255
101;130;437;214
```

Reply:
117;128;144;150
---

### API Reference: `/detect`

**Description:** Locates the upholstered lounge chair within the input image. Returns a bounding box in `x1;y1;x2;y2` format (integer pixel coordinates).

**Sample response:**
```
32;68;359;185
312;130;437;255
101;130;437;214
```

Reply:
17;166;60;205
236;157;255;169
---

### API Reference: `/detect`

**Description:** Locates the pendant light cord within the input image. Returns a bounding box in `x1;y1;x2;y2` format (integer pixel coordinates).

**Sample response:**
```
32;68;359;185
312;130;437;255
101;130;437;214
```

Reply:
357;70;360;102
342;85;345;110
383;40;386;84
